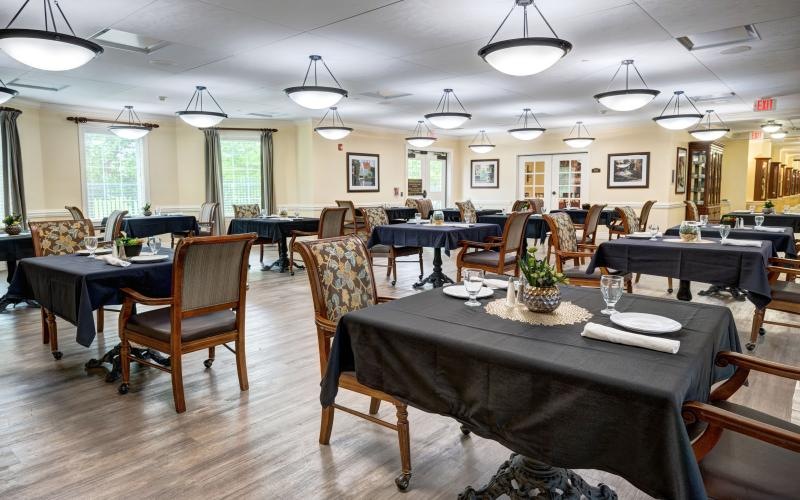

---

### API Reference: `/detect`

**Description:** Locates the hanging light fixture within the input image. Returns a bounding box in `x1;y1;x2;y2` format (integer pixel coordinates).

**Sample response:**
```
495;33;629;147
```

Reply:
405;120;437;147
468;130;495;154
425;89;471;129
284;55;348;110
771;129;788;140
761;120;782;133
0;0;103;71
314;106;353;140
689;110;730;141
652;91;703;130
562;121;595;148
108;106;152;140
0;78;18;104
176;86;227;128
508;108;545;140
478;0;571;76
593;60;660;111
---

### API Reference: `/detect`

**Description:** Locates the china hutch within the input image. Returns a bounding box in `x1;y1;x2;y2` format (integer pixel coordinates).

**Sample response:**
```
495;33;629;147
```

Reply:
753;157;771;201
686;141;723;221
768;161;782;199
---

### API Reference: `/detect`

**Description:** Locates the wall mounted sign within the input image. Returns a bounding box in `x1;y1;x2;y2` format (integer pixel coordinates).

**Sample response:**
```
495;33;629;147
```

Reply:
407;178;423;196
591;167;601;173
750;130;764;140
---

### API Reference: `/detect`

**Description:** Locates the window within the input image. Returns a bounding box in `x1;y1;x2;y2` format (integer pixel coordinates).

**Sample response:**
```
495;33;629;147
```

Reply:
81;127;147;220
221;134;262;217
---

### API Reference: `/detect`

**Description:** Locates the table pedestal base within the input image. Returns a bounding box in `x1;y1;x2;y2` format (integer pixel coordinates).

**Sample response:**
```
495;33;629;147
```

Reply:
86;344;170;383
677;280;692;301
262;238;304;273
413;247;454;289
459;454;617;500
698;285;747;301
0;295;38;312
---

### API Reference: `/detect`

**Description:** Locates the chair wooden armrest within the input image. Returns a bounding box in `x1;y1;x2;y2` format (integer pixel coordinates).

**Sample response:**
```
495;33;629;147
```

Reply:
555;250;595;259
120;287;173;306
458;239;503;250
577;243;597;251
768;257;800;266
485;236;503;242
767;265;800;282
716;351;800;380
315;316;337;336
290;229;318;237
377;296;395;304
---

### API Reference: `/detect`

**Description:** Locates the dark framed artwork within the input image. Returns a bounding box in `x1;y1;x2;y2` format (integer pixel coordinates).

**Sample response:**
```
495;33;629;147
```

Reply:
470;159;499;188
675;147;687;194
346;152;380;192
607;152;650;188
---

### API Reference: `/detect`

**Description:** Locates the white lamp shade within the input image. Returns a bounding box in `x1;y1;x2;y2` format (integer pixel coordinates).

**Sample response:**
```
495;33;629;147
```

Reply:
479;38;571;76
285;87;346;110
761;123;781;133
689;128;728;141
771;130;788;139
177;111;227;128
315;126;352;140
425;113;470;129
406;137;436;147
0;87;18;104
0;31;102;71
469;144;495;154
109;126;150;140
653;114;702;130
508;128;544;141
563;137;595;148
594;90;659;112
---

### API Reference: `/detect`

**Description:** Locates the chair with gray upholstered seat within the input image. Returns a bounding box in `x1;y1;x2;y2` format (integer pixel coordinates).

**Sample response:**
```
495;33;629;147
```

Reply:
455;211;531;281
747;256;800;351
361;207;423;286
233;203;272;263
288;206;347;276
335;200;366;235
101;209;127;244
172;201;218;247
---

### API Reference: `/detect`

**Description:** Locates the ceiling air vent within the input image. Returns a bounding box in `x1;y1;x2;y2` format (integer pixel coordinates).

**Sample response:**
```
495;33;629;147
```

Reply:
7;78;68;92
91;29;169;54
359;90;413;101
677;25;760;51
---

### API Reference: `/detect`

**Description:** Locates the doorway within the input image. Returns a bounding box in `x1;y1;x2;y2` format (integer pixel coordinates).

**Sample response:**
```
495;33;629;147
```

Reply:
407;149;448;208
518;153;588;210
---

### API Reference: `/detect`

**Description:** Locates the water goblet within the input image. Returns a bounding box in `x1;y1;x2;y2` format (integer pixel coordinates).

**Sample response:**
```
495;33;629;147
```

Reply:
463;269;485;307
719;224;731;242
699;214;708;226
294;210;300;218
84;236;98;258
413;212;421;223
260;209;267;218
147;236;161;255
600;275;624;315
754;215;765;227
648;224;660;240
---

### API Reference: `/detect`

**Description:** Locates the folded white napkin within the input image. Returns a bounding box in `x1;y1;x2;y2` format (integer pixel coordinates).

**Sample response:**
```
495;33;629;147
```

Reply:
581;322;680;354
446;223;472;228
753;226;785;233
96;254;131;267
629;231;662;238
483;278;508;289
721;239;763;247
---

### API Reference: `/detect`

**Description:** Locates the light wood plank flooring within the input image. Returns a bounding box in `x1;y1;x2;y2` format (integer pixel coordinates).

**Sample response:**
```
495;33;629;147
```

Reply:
0;235;798;499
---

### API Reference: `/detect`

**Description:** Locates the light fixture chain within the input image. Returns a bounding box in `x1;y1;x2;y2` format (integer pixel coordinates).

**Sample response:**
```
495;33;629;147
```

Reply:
434;92;446;113
684;94;701;115
321;59;344;89
532;1;559;38
54;0;76;36
486;0;517;45
317;108;330;126
523;6;528;38
531;110;543;128
604;63;623;92
567;122;577;137
631;63;649;88
451;91;468;113
112;107;125;123
205;88;226;114
301;58;313;86
6;0;31;29
46;0;57;33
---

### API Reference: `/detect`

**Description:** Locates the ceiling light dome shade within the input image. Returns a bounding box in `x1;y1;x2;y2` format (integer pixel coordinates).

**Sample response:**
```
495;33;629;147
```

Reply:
468;129;495;154
284;55;348;110
761;121;781;133
508;108;546;140
562;121;595;148
405;120;437;147
176;86;227;128
108;106;152;140
314;106;353;140
0;29;102;71
425;89;471;129
653;91;703;130
594;60;659;111
0;83;18;104
689;110;730;141
771;130;788;139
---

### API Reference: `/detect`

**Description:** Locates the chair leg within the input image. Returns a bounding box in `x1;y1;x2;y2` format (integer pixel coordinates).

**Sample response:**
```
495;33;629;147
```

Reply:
40;309;49;344
289;236;296;276
635;273;641;284
235;338;249;391
118;336;131;395
748;308;765;351
394;403;412;490
391;257;398;286
204;346;215;368
171;234;175;248
260;244;264;263
545;238;552;264
369;397;381;415
386;257;393;277
319;405;335;445
626;278;633;294
96;308;104;333
170;352;186;413
418;250;423;279
667;277;674;294
46;311;61;360
456;266;462;282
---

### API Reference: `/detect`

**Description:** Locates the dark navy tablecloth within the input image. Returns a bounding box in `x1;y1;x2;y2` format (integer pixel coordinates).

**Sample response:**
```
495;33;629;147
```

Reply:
722;212;800;233
442;208;502;222
384;207;417;221
108;215;199;238
228;217;319;241
664;225;796;257
0;232;34;284
550;208;618;227
368;223;502;254
478;214;548;244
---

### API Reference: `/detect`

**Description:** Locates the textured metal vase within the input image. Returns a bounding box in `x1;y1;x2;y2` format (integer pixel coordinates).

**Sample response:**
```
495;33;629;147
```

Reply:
521;284;561;313
4;224;21;235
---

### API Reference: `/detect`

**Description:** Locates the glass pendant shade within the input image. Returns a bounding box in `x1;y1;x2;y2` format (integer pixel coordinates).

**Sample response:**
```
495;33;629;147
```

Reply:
761;121;781;133
314;106;353;140
594;60;659;111
562;121;595;148
405;120;436;147
771;130;787;139
425;89;471;129
0;82;18;104
468;130;495;153
508;108;546;141
176;86;227;128
108;106;152;140
653;91;702;130
689;110;729;141
284;55;348;110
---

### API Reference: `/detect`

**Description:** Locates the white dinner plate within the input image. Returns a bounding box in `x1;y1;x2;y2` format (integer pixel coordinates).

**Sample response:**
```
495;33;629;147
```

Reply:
610;312;682;335
442;285;494;299
129;254;169;263
626;232;655;239
76;248;111;255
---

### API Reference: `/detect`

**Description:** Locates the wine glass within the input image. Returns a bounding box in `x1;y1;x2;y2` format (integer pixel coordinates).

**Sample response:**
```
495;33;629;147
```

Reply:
754;215;765;227
600;275;624;315
260;209;267;218
414;212;421;223
463;269;484;307
294;210;300;218
719;224;731;242
147;236;161;255
648;224;660;240
84;236;98;258
699;214;708;226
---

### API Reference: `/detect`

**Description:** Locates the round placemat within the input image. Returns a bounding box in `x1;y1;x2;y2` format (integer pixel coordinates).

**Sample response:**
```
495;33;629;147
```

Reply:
484;299;593;326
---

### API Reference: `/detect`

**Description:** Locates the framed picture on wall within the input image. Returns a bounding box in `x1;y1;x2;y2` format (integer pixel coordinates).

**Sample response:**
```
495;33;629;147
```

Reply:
346;152;380;192
675;147;687;194
470;159;499;188
607;152;650;189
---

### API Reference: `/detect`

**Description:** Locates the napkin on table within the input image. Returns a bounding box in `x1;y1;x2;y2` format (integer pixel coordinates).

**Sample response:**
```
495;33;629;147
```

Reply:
753;226;785;233
581;322;680;354
721;239;763;247
483;278;508;289
96;254;131;267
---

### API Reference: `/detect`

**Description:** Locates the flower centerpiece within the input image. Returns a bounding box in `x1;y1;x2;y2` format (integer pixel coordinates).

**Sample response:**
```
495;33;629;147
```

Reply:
720;215;736;227
762;200;775;214
581;203;591;210
115;231;144;257
518;248;569;313
679;220;699;242
142;202;152;216
3;213;22;235
279;208;289;217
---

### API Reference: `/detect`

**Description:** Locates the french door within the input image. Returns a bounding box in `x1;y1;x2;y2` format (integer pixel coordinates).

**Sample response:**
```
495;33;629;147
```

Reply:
406;149;448;208
518;153;588;210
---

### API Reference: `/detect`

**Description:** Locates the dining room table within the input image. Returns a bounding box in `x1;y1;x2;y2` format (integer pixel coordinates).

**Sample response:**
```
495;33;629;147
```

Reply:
442;208;503;222
0;232;36;311
321;283;741;499
722;211;800;232
102;214;200;238
227;216;319;272
367;222;502;288
664;224;797;257
550;207;619;227
477;213;549;245
356;206;417;222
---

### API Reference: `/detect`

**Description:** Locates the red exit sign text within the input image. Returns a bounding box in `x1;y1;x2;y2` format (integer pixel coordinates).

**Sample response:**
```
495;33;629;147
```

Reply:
754;98;776;112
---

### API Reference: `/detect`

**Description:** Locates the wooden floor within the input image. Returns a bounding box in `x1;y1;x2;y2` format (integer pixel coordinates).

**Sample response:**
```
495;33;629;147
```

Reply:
1;234;798;499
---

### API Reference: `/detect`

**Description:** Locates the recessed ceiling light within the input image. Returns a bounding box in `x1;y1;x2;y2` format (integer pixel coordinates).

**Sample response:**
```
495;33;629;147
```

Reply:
677;24;760;51
92;28;169;54
7;78;67;92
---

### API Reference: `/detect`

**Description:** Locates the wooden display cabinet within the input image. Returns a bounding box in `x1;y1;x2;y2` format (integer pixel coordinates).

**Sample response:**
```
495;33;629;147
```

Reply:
753;157;770;201
686;141;723;221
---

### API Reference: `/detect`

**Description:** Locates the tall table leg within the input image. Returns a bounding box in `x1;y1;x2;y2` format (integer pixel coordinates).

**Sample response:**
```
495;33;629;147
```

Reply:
459;454;617;500
413;247;454;289
677;280;692;301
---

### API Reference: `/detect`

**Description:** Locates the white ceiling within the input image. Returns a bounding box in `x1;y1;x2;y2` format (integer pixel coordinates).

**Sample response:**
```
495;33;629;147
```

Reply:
0;0;799;136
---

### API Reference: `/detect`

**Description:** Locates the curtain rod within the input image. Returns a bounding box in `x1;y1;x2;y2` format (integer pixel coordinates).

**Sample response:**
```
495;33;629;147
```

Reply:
204;126;278;132
66;116;160;129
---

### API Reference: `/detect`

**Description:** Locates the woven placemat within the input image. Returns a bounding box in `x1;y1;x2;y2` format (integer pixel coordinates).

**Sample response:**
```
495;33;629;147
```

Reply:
484;299;592;326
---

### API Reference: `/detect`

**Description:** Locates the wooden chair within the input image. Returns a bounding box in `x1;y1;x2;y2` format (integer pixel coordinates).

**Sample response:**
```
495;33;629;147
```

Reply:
608;206;637;239
579;204;606;251
543;212;632;291
117;233;256;413
511;200;530;212
360;207;423;286
528;198;544;214
682;352;800;499
294;235;413;489
685;200;700;221
455;200;478;223
637;200;657;231
456;211;531;281
288;207;347;276
64;205;85;220
413;198;433;219
172;201;218;247
405;198;417;209
233;203;270;263
748;257;800;350
335;200;366;235
29;219;96;360
101;209;127;244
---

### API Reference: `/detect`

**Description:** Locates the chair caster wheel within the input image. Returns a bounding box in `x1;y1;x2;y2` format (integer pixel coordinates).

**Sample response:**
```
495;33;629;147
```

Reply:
52;351;62;360
418;274;423;279
290;271;295;276
395;472;411;491
460;425;471;436
118;383;129;395
391;280;396;286
746;342;756;351
204;359;214;368
759;327;766;336
667;288;673;294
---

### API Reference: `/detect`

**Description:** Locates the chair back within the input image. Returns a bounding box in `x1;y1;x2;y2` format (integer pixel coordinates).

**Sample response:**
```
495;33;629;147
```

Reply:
614;207;638;234
199;202;218;225
233;204;260;218
318;207;347;239
543;212;578;253
528;198;544;214
415;199;433;219
501;211;532;255
104;210;127;242
582;204;607;244
64;206;85;220
639;200;657;231
360;206;390;235
29;219;95;257
511;200;530;212
335;200;357;223
684;200;699;221
405;198;417;208
455;200;477;223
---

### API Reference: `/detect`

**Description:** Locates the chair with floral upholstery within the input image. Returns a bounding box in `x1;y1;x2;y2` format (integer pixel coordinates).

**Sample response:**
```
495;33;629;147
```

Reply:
233;203;271;263
29;219;96;360
456;211;531;281
455;200;478;223
288;207;347;276
172;202;218;247
294;235;412;490
608;206;639;239
405;198;417;208
360;207;423;286
511;200;530;212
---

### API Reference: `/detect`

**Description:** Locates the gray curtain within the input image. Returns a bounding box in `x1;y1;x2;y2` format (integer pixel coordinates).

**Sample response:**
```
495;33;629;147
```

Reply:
261;130;276;214
204;128;224;235
0;108;26;225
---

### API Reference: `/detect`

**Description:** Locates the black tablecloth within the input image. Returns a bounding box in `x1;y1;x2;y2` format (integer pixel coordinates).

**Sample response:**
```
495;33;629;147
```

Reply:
588;238;774;307
368;223;502;254
664;225;797;257
442;208;502;222
478;214;549;244
0;233;34;283
550;208;618;227
227;217;319;240
7;251;173;346
723;212;800;233
322;285;740;499
101;215;200;238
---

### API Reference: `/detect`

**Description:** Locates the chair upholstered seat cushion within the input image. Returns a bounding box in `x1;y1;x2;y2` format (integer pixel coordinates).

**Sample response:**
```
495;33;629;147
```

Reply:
608;224;624;232
370;244;419;256
370;244;391;254
561;267;627;280
127;307;237;343
462;250;517;266
770;280;800;302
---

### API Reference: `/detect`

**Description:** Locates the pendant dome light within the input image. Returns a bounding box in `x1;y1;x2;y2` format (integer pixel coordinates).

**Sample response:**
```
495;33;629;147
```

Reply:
0;78;19;104
562;121;595;148
109;106;152;140
405;120;437;147
314;106;352;140
508;108;545;140
176;86;227;128
593;60;659;112
478;0;571;76
468;130;495;154
771;129;788;140
689;109;730;141
653;91;703;130
761;120;781;134
0;0;103;71
284;55;348;110
425;89;471;129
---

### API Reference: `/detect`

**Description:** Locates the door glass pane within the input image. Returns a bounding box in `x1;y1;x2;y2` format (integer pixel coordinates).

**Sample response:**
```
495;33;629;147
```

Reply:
429;159;444;193
557;159;582;208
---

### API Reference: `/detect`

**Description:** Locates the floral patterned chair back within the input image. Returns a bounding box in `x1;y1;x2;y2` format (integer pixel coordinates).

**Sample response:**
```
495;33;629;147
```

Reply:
104;210;128;242
615;206;639;234
455;200;477;223
511;200;530;212
528;198;545;214
233;204;261;218
684;200;699;222
543;212;577;253
405;198;417;208
29;219;95;257
415;199;433;219
64;206;85;220
361;207;390;233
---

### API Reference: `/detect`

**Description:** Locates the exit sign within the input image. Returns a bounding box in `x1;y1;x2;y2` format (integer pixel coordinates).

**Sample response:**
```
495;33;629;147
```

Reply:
751;130;764;140
754;98;776;112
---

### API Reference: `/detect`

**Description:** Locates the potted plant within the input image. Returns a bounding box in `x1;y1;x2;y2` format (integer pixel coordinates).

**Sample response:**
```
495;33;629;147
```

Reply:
142;202;152;216
3;213;22;235
115;232;144;257
679;221;699;242
432;210;445;225
720;215;736;227
518;249;569;313
762;200;775;214
279;208;289;217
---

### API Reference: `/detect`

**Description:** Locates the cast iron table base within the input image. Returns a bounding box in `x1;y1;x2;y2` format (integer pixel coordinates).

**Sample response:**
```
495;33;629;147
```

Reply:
0;294;38;312
459;454;617;500
262;237;304;273
698;285;747;301
676;280;692;301
86;344;170;383
413;247;454;289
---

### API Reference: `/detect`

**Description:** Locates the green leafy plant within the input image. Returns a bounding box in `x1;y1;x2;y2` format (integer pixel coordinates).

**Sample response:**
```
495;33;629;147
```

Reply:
115;231;143;247
720;215;736;226
142;202;151;211
679;224;698;235
518;248;568;288
764;200;774;209
3;213;21;226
